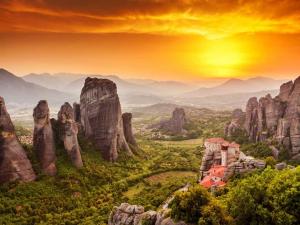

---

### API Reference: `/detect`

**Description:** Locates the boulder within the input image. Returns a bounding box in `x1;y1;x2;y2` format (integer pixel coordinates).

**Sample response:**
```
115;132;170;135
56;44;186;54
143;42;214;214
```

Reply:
0;96;36;183
80;78;132;161
57;102;83;168
122;113;137;147
108;203;185;225
275;162;287;170
33;100;57;176
108;203;145;225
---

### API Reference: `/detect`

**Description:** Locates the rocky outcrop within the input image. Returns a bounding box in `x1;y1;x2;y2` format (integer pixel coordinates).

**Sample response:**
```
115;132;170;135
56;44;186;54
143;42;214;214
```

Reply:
278;81;293;102
159;108;187;135
223;157;266;181
80;78;132;161
225;108;245;137
242;77;300;158
0;96;36;183
244;97;260;142
108;203;186;225
57;102;83;168
73;102;81;123
122;113;137;147
33;100;57;176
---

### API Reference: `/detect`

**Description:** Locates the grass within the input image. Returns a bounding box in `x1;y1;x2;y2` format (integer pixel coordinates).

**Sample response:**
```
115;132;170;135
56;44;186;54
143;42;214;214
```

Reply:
145;171;197;185
156;138;203;147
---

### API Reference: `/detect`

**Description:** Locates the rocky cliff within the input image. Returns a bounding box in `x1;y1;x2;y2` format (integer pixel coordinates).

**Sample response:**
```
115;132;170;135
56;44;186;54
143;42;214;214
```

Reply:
109;203;186;225
57;102;83;168
122;113;137;147
80;78;133;161
224;108;245;137
0;96;36;183
33;100;57;176
159;108;187;135
244;77;300;159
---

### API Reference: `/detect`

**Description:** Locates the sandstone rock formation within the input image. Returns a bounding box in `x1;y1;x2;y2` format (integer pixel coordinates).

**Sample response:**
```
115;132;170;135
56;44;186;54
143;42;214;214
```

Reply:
244;97;260;142
122;113;137;147
243;77;300;158
33;100;57;176
159;108;187;135
109;203;186;225
73;102;81;123
57;102;83;168
0;96;36;183
80;78;132;161
224;108;245;137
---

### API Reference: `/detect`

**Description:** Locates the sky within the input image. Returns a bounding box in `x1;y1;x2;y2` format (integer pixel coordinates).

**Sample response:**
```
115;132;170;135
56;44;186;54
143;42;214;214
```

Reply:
1;0;300;82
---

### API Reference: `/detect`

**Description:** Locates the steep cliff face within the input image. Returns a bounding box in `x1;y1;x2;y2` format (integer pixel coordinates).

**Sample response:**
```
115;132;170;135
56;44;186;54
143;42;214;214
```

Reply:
0;96;36;183
159;108;187;135
73;102;81;123
57;102;83;168
33;100;57;176
80;78;132;161
244;97;260;142
244;77;300;158
224;108;245;137
122;113;137;147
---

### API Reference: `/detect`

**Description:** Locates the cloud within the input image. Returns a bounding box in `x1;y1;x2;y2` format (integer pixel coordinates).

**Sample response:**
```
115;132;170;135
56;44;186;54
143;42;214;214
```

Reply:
0;0;300;38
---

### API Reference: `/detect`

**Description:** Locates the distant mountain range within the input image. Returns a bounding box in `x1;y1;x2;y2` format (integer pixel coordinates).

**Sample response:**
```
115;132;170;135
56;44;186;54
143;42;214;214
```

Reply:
0;68;289;110
23;73;196;97
176;89;279;110
0;69;75;106
182;77;286;98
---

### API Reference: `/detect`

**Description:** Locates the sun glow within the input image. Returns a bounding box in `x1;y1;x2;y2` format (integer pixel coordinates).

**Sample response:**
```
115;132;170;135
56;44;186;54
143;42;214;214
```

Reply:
198;39;249;77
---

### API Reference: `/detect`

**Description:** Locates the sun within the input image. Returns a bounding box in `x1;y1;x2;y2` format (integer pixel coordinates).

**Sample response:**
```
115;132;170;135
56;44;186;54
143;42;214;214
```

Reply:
199;39;248;77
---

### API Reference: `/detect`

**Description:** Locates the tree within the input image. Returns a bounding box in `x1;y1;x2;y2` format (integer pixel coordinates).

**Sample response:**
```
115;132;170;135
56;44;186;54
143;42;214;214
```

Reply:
224;167;300;225
170;185;233;224
198;199;233;225
170;185;211;223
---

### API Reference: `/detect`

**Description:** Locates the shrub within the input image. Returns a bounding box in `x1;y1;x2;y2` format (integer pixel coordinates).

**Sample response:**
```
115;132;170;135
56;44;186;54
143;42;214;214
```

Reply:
240;142;273;159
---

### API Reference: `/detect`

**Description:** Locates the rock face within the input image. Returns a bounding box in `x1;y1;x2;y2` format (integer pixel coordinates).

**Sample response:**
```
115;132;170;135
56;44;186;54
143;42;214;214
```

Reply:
0;96;36;183
33;100;57;176
57;102;83;168
244;97;260;142
80;78;132;161
243;77;300;158
160;108;187;135
109;203;186;225
224;108;245;137
122;113;137;147
73;102;81;123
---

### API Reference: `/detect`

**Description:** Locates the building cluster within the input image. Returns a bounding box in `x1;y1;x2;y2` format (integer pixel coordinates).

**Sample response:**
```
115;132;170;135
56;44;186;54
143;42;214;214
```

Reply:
199;138;265;189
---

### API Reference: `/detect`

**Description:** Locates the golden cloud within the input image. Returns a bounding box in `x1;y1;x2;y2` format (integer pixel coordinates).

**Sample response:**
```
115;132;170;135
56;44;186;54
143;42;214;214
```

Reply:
0;0;300;39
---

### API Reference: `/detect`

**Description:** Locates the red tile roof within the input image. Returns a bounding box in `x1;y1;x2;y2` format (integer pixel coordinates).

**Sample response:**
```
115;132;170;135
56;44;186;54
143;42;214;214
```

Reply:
200;165;227;188
200;176;226;188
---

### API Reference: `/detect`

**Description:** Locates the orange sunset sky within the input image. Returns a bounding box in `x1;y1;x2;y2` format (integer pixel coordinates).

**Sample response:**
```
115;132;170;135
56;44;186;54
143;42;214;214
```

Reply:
1;0;300;82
